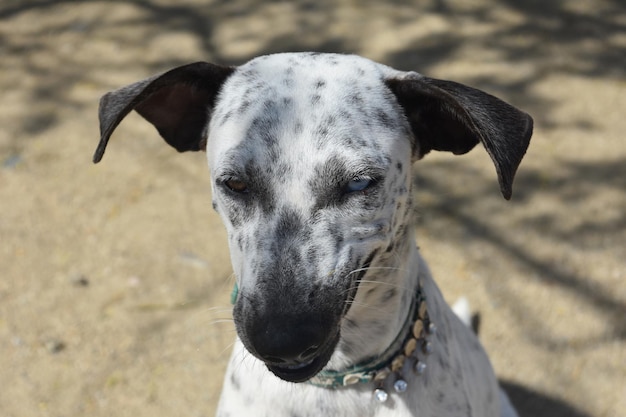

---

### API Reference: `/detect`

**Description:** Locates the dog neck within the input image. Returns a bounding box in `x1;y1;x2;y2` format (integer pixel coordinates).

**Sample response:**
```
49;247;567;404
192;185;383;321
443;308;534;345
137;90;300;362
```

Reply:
311;228;435;388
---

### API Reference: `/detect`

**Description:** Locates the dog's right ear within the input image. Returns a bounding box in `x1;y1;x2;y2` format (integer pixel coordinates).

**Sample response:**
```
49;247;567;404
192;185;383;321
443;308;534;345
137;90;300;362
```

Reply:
386;74;533;200
94;62;235;163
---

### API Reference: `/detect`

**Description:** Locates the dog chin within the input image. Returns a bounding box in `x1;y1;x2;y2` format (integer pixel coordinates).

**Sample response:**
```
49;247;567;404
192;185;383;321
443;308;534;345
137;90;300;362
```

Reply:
265;332;339;383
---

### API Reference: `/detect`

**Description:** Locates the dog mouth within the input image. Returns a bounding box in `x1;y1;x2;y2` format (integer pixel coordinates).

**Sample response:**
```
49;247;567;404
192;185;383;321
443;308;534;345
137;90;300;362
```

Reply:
265;332;339;383
267;356;326;383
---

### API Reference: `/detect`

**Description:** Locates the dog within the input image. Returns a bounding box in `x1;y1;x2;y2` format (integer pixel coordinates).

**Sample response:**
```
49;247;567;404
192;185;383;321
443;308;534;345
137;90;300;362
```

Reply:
94;52;532;417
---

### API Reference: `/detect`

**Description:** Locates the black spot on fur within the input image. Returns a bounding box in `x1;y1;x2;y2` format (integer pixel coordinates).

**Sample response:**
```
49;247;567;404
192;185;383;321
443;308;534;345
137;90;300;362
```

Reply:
375;108;396;129
338;135;357;150
219;110;233;126
337;109;352;120
282;96;293;107
293;120;304;135
316;125;329;138
230;373;241;391
349;93;364;105
315;79;326;89
238;100;251;114
381;288;397;303
323;114;337;128
310;94;322;105
365;287;377;299
227;207;244;227
356;137;368;148
249;114;278;148
344;317;359;330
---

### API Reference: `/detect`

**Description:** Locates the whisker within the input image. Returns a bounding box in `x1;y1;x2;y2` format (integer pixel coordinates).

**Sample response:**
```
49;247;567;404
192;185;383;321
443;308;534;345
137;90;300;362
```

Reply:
208;319;236;326
343;299;392;315
219;339;237;357
204;306;234;314
345;265;408;278
357;279;414;291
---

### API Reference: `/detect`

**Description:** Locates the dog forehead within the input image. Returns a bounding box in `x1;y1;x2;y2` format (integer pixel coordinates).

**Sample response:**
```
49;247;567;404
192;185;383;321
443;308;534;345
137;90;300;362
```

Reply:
238;52;396;85
208;53;409;163
215;53;395;122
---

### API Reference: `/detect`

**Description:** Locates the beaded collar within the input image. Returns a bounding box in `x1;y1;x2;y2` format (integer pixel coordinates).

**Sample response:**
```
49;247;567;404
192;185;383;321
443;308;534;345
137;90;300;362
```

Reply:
308;282;436;403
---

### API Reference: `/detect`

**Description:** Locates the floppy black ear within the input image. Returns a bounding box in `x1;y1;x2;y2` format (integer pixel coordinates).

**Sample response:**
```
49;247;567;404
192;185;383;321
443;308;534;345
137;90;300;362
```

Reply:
94;62;235;163
386;75;533;200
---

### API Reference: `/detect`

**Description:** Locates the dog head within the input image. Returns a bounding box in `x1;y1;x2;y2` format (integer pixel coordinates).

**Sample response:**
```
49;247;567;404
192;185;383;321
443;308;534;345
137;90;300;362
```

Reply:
95;53;532;382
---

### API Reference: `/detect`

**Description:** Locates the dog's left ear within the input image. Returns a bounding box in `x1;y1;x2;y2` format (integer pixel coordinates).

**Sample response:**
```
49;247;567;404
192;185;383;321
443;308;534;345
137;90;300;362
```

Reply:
94;62;235;163
386;75;533;200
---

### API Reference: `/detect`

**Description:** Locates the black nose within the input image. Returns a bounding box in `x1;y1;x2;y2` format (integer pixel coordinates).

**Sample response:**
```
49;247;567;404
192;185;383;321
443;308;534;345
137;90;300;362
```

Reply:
249;317;326;365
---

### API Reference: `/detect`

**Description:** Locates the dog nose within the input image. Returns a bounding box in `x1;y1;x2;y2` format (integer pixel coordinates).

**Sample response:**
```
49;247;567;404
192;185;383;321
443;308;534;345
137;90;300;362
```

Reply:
250;318;326;365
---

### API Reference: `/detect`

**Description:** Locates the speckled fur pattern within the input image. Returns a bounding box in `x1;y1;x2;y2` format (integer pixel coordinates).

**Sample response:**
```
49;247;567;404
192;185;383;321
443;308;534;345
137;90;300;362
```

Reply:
96;52;532;417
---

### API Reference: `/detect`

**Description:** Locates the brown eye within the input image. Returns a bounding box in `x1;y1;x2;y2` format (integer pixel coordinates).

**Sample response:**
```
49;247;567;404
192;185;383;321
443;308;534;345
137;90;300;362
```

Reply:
224;179;248;193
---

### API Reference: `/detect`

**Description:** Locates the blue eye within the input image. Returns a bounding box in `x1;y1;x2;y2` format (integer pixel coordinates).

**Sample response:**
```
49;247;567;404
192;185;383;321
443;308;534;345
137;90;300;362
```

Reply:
346;177;373;192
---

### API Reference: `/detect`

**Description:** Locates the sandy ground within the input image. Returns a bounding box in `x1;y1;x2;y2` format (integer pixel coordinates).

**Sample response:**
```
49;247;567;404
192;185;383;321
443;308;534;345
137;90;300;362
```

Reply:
1;1;624;416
